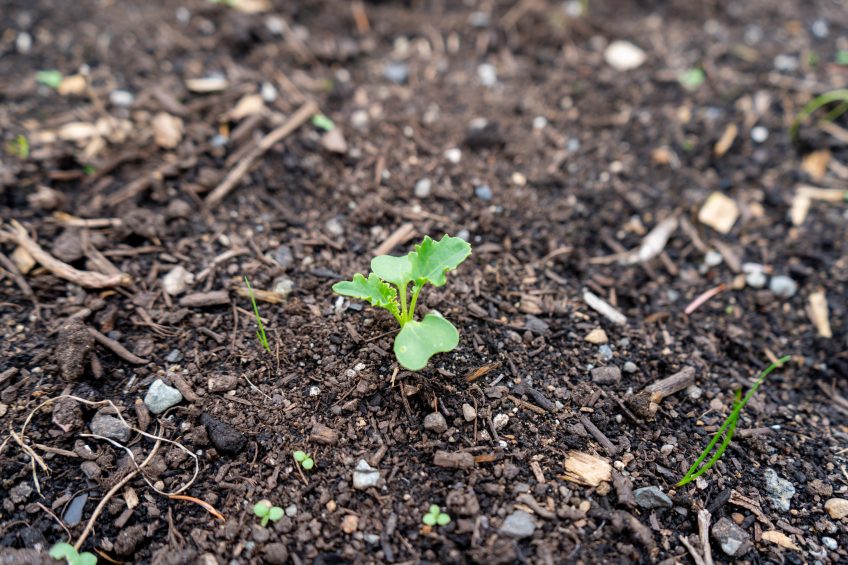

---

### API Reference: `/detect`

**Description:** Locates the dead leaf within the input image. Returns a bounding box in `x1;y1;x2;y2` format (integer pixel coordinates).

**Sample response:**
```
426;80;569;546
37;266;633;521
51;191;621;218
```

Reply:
714;123;738;157
152;112;183;149
801;149;831;181
321;128;348;154
807;289;832;338
698;192;739;234
562;451;611;486
761;530;799;551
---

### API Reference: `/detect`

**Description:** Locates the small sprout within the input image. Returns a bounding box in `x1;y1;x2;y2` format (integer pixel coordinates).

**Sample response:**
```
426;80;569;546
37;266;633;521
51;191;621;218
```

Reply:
253;499;284;527
4;135;29;159
836;49;848;66
311;114;335;132
333;234;472;370
293;450;314;470
49;543;97;565
678;68;705;91
243;276;271;354
422;504;451;527
790;88;848;139
36;70;64;90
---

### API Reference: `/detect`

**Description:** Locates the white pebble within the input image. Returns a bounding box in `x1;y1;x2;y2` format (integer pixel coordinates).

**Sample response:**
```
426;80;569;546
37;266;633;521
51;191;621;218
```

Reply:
477;63;497;87
604;40;646;71
445;148;462;164
751;126;769;143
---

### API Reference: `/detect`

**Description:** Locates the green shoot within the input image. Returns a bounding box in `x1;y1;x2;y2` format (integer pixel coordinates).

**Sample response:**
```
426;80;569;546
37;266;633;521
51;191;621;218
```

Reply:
422;504;451;527
253;499;284;527
836;49;848;66
790;89;848;139
243;276;271;354
5;135;29;159
311;114;335;132
293;450;314;470
678;68;705;91
36;70;63;90
677;355;791;487
49;543;97;565
332;234;472;371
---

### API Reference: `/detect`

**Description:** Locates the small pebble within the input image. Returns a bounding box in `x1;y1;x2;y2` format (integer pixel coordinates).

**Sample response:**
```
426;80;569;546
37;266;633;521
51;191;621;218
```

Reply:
284;504;297;517
468;11;490;27
474;184;493;201
260;82;277;102
351;110;369;129
598;344;614;361
308;386;321;397
165;349;183;363
773;54;799;72
90;413;131;442
811;19;829;38
109;89;135;107
634;486;673;509
273;245;293;268
325;217;344;236
584;328;608;344
445;148;462;164
456;229;470;241
414;178;432;198
462;403;477;422
745;270;767;288
384;62;409;84
822;537;838;551
769;275;797;298
500;511;536;538
353;460;380;490
704;250;723;267
751;126;769;143
532;116;547;130
477;63;497;86
16;32;32;54
144;379;183;414
824;498;848;519
712;517;752;557
424;412;448;434
604;40;646;71
764;468;795;512
493;413;509;429
623;361;638;373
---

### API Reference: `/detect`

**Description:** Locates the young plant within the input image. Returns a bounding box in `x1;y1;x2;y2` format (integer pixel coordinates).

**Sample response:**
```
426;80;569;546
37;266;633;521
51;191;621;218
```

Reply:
293;450;314;470
243;276;271;354
49;543;97;565
677;355;791;487
790;89;848;139
253;499;284;527
422;505;451;527
332;234;472;371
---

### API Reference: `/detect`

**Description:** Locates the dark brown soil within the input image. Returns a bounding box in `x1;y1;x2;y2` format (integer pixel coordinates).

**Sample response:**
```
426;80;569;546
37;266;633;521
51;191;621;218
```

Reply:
1;1;847;564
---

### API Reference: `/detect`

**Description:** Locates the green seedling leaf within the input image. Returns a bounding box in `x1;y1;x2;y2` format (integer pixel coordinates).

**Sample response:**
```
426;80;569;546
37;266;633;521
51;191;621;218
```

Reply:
312;114;335;131
436;513;451;526
422;505;450;527
429;505;440;514
253;501;271;517
301;457;314;470
409;235;472;287
332;273;400;315
79;554;97;565
49;543;78;562
394;313;459;371
790;89;848;139
36;70;63;89
371;254;413;288
268;506;284;521
837;50;848;66
293;450;307;463
678;68;705;91
422;513;437;526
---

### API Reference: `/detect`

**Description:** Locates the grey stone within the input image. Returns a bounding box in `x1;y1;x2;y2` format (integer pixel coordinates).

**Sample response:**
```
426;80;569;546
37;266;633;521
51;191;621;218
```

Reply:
475;184;493;201
90;413;131;442
623;361;638;373
764;468;795;511
591;366;621;385
63;493;87;526
822;536;838;551
110;89;135;107
414;178;432;198
477;63;497;87
144;379;183;414
384;62;409;84
462;403;477;422
273;245;293;268
598;344;614;361
769;275;798;298
634;486;673;509
711;517;751;557
353;459;380;490
165;349;183;363
500;510;536;538
424;412;448;434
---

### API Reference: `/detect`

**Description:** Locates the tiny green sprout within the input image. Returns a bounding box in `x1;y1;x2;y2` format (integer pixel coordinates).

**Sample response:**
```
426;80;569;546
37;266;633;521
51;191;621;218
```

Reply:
422;504;451;527
677;355;791;487
244;276;271;354
678;68;705;91
333;234;471;371
836;49;848;66
293;450;314;470
311;114;335;132
36;70;64;90
4;135;29;159
253;499;284;527
49;543;97;565
790;89;848;139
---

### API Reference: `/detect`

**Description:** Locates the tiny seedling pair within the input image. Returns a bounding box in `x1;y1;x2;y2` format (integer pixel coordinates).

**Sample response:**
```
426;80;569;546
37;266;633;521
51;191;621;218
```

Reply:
333;235;472;370
293;450;314;470
422;505;451;527
253;499;284;527
49;543;96;565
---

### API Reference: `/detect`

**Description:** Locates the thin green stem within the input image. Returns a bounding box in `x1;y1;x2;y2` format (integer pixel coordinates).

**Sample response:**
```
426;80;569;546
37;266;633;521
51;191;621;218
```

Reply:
244;276;271;353
406;283;423;323
397;282;408;325
790;89;848;138
677;355;791;487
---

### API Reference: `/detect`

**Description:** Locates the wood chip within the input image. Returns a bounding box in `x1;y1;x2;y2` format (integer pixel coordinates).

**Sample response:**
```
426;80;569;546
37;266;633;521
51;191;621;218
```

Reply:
584;328;608;344
789;194;811;226
11;245;35;274
58;74;87;96
713;123;738;157
179;290;230;308
583;290;627;325
228;94;265;121
433;450;474;469
562;451;611;486
761;530;800;551
152;112;183;149
801;149;831;181
796;185;847;202
698;192;739;234
807;289;832;338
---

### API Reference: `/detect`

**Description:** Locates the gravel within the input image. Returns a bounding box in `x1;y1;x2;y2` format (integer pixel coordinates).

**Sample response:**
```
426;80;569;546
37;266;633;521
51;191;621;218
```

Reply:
711;517;751;557
769;275;798;298
634;486;673;509
353;459;381;490
764;468;795;512
144;379;183;414
89;413;131;442
500;510;536;538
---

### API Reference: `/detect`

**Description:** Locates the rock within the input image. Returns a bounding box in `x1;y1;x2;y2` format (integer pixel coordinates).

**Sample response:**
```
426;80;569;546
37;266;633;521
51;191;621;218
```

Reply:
285;504;297;517
822;536;838;550
309;422;339;445
444;148;462;164
446;488;480;516
500;510;536;538
9;483;32;504
162;266;194;296
598;345;614;361
353;459;380;490
114;524;146;557
165;349;183;363
623;361;638;373
493;413;509;429
80;461;101;479
591;366;621;385
474;184;493;201
477;63;497;86
144;379;183;414
433;450;475;470
63;493;87;526
751;126;769;143
698;192;739;234
424;412;448;434
321;128;348;154
57;318;94;381
152;112;183;149
207;374;239;393
383;62;409;84
634;486;673;509
711;517;751;557
585;328;608;344
462;403;477;422
273;277;294;298
200;413;246;454
90;413;131;442
746;269;767;288
110;89;135;107
764;468;795;512
604;40;646;71
824;498;848;519
341;514;359;534
263;543;289;565
52;228;85;262
414;178;432;198
179;290;230;308
325;217;344;236
769;275;798;298
273;245;294;268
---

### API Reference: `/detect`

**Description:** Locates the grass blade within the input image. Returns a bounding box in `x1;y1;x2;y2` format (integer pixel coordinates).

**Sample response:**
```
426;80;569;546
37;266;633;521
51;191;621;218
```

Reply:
244;276;271;354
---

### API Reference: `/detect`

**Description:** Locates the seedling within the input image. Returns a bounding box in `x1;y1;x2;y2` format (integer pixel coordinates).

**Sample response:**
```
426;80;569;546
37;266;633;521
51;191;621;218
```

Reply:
422;505;451;527
293;450;314;470
5;135;29;159
678;68;705;91
243;276;271;354
790;89;848;139
253;499;284;527
677;355;791;487
311;114;335;132
332;234;472;370
36;70;63;90
49;543;97;565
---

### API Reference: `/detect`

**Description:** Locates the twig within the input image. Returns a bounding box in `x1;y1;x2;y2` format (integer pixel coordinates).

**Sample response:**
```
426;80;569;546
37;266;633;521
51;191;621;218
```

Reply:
88;327;149;364
36;502;72;541
579;415;618;456
373;223;416;256
698;509;714;565
103;159;175;208
1;220;131;288
167;494;226;521
52;211;122;229
684;284;726;315
205;101;318;207
0;251;40;317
